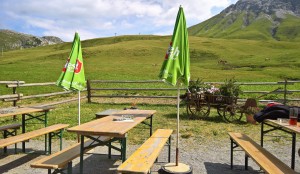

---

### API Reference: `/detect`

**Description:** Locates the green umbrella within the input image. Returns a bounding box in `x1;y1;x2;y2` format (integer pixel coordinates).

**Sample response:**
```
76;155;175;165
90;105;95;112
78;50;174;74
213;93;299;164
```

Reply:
159;6;192;172
56;32;86;125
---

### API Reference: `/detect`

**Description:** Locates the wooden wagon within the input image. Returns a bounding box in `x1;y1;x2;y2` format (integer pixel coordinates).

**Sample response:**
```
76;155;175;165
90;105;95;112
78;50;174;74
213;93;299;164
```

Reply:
185;92;257;122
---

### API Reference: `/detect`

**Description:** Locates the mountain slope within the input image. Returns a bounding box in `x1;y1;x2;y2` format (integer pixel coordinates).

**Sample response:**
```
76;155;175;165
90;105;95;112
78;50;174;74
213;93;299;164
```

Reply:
188;0;300;41
0;29;64;51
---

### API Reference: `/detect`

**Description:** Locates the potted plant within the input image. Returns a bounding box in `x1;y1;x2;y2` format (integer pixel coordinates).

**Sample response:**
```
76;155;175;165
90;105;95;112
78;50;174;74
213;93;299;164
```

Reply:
219;78;241;97
243;98;260;124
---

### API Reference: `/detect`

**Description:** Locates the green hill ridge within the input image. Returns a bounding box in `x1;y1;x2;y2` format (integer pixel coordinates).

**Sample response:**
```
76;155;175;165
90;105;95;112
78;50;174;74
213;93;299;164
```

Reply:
188;0;300;41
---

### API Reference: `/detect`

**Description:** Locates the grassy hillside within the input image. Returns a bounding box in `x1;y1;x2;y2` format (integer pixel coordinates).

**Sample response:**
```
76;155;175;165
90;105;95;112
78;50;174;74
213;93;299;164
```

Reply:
188;11;300;41
0;35;300;84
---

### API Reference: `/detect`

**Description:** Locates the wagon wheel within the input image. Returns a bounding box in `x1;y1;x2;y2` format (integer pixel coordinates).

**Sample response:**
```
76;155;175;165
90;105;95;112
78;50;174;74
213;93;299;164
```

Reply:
187;100;210;119
223;104;243;123
216;106;224;117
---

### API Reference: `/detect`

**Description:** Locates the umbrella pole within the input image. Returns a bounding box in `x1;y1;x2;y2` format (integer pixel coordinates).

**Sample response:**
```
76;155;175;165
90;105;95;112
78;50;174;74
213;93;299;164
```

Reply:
176;84;180;166
160;84;192;174
78;91;81;125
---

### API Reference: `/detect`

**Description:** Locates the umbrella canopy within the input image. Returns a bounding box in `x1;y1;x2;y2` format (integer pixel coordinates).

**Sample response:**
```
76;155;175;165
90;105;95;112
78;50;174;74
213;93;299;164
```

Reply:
158;6;190;87
57;32;86;91
158;6;190;167
56;32;86;125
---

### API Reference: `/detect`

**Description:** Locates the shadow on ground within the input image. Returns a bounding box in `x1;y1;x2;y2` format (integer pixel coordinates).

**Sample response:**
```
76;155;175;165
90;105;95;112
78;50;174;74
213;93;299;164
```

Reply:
72;153;120;174
204;162;263;174
0;150;41;173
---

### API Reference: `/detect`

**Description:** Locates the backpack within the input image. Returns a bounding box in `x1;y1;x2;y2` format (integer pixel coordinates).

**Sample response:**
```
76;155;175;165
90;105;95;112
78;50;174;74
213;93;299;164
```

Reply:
253;104;291;123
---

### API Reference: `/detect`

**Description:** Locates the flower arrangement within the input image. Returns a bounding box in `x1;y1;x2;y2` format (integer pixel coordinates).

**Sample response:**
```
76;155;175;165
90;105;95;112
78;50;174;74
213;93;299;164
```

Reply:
188;78;219;95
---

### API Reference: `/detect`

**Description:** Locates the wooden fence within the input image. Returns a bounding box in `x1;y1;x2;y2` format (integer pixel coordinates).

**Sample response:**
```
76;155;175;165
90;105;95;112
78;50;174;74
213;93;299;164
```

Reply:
0;80;299;108
86;80;300;104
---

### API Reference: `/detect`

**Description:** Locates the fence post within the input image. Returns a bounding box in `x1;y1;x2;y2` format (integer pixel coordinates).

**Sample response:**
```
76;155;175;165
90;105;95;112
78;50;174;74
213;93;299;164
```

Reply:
283;79;287;105
12;87;17;107
87;79;91;103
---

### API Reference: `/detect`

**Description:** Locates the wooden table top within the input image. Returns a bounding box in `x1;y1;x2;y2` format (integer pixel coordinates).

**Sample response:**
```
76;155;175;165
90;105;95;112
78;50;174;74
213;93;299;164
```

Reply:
68;110;156;138
0;106;53;118
265;119;300;134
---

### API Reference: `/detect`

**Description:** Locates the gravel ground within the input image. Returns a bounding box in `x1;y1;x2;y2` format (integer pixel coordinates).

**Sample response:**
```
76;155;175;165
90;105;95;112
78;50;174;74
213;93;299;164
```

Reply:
1;136;300;174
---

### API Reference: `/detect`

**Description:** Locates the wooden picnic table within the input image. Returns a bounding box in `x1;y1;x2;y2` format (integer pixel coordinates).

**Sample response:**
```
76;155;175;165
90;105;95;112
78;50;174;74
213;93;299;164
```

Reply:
67;109;156;174
261;119;300;170
0;106;54;152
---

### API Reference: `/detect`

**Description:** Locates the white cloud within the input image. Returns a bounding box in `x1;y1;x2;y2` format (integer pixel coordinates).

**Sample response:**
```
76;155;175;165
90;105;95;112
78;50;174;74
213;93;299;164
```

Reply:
0;0;238;41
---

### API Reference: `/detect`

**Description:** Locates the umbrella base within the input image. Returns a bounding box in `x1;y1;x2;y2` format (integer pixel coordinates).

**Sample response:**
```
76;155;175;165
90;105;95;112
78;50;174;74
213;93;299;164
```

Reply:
160;163;193;174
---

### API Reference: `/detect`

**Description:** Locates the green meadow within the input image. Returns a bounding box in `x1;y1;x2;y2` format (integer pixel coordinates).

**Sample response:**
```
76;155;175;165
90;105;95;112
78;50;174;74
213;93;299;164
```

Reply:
0;35;299;143
1;35;300;82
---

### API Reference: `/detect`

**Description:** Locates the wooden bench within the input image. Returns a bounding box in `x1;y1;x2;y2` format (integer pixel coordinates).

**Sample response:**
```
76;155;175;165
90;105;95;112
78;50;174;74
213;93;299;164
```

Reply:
0;124;69;154
0;123;22;153
229;132;297;174
31;136;112;174
95;109;122;119
117;129;173;174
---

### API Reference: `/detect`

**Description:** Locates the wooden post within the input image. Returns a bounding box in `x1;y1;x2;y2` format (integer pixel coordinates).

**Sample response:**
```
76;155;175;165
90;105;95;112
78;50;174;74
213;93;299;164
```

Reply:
12;85;17;120
283;79;287;105
87;79;91;103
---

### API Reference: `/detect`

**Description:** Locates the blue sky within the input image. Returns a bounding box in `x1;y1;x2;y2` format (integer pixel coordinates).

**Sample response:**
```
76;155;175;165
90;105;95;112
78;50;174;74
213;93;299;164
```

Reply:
0;0;238;41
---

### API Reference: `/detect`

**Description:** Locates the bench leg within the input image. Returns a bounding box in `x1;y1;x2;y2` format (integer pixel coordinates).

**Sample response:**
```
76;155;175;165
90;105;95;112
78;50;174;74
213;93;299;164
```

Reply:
245;154;248;170
230;138;234;169
108;142;111;159
3;128;19;154
67;161;73;174
48;169;51;174
168;136;171;163
3;130;7;153
14;129;18;153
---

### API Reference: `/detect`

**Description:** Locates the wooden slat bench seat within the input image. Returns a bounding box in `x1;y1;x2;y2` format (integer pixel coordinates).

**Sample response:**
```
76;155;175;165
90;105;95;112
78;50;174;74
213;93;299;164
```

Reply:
0;124;69;154
0;123;22;153
229;132;296;174
117;129;173;174
0;123;22;132
31;136;112;174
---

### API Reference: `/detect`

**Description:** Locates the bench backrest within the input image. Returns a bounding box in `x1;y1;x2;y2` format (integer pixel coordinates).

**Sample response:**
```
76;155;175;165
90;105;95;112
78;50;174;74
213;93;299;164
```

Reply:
0;124;69;148
229;132;296;174
118;129;173;174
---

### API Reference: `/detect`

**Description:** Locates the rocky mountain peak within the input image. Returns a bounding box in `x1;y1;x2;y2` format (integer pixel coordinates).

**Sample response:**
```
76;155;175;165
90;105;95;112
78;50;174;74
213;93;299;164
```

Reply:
0;29;64;50
222;0;300;18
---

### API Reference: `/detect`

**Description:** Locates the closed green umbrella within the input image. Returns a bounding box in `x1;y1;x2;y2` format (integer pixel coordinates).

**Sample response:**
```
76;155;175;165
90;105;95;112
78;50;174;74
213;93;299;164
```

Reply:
57;32;86;125
159;6;192;173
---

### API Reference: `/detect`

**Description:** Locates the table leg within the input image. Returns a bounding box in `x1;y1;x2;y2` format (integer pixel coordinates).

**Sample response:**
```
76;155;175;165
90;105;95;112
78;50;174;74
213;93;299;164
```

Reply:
44;111;48;154
150;115;153;136
48;132;52;154
260;122;264;147
291;132;296;170
60;129;63;150
80;135;84;174
121;137;127;162
22;114;25;153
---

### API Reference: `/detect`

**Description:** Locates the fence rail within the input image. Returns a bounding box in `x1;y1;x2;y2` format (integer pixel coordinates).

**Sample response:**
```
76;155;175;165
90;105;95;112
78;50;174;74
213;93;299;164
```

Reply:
0;80;299;108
